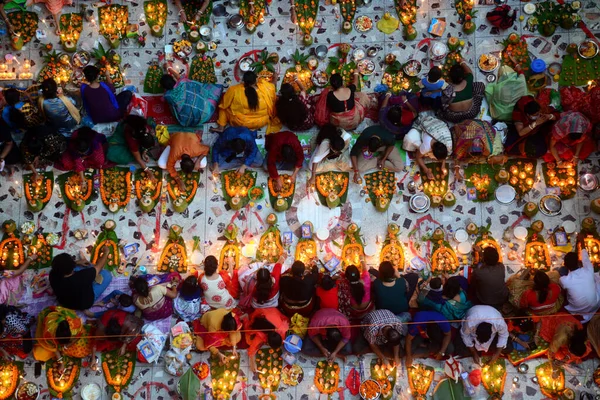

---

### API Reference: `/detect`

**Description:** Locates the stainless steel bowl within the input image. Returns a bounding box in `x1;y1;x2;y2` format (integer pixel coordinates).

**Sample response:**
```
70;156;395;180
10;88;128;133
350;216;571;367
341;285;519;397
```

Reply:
539;194;562;216
212;4;226;16
315;45;328;60
227;14;244;30
580;173;598;192
410;194;430;213
367;46;378;57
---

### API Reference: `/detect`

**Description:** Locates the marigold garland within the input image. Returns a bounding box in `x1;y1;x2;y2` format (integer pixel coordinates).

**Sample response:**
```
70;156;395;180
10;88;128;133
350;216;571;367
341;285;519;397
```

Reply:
380;242;404;270
342;243;364;269
135;176;161;202
91;239;119;265
315;172;349;198
47;361;79;399
223;171;256;198
0;362;19;400
314;361;340;395
157;243;188;273
295;240;317;265
0;237;24;268
268;174;294;197
257;226;284;263
167;177;198;203
219;243;240;271
407;364;434;396
24;176;52;203
431;243;459;275
525;240;551;271
102;360;134;392
100;169;132;208
473;238;503;264
64;175;93;202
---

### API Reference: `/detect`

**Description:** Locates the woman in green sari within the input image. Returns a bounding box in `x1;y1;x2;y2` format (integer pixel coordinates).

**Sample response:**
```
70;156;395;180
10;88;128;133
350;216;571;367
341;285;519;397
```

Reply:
106;115;158;169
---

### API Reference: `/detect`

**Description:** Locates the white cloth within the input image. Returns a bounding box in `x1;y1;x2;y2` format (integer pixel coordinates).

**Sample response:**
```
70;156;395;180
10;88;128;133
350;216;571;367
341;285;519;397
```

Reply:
559;250;600;322
460;305;509;352
200;274;236;309
309;129;352;173
419;132;434;158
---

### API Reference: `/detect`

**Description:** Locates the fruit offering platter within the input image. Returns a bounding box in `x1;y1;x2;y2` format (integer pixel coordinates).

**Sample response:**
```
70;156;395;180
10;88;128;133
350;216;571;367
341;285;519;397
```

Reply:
59;13;83;52
506;160;536;197
441;50;463;80
473;229;503;264
559;50;600;86
502;34;531;74
239;0;266;33
314;361;340;396
339;0;357;34
455;0;476;33
158;225;188;273
135;167;162;213
295;222;317;265
282;364;303;386
144;0;167;37
144;63;164;94
91;220;121;272
380;223;405;271
326;58;358;89
98;5;129;48
91;44;125;88
23;233;53;269
407;364;434;398
342;223;364;269
363;170;397;212
7;11;38;49
0;360;22;400
189;55;217;84
37;51;73;85
58;171;94;212
283;50;316;94
209;352;240;399
422;163;452;207
507;338;548;365
100;167;132;213
431;239;460;275
535;362;565;398
46;357;80;399
23;172;53;212
315;171;349;208
465;164;499;202
256;348;283;392
525;230;551;271
219;223;241;270
192;362;210;380
393;0;417;39
579;229;600;271
256;214;284;263
370;359;396;400
222;170;257;210
0;220;24;270
268;174;295;212
481;359;506;397
166;171;200;213
102;350;136;394
382;61;421;93
294;0;318;41
534;1;579;37
542;162;577;199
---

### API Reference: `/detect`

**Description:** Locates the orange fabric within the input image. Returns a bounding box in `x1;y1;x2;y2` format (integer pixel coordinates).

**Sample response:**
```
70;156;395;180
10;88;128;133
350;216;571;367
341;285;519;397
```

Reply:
244;308;289;356
220;270;240;299
166;132;209;177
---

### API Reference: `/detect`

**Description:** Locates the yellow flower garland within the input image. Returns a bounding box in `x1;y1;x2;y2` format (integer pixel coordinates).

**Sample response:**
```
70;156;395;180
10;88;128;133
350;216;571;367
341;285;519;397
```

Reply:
0;363;19;400
100;170;132;207
102;360;133;392
65;176;93;201
24;177;52;203
47;364;79;399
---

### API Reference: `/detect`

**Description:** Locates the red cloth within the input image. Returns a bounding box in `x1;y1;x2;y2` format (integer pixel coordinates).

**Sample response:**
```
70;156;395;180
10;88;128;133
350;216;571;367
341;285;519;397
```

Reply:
244;308;289;356
520;283;562;312
143;95;178;125
55;130;109;172
265;131;304;179
316;285;339;310
219;269;240;299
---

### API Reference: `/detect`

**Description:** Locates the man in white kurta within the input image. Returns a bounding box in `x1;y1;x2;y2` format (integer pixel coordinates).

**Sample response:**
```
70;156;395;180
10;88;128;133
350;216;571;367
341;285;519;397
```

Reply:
559;247;600;323
460;305;509;365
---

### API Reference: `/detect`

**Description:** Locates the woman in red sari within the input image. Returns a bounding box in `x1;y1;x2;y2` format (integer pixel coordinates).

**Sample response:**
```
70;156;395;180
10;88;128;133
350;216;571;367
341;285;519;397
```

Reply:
95;309;144;354
193;309;241;363
534;314;592;364
543;111;595;163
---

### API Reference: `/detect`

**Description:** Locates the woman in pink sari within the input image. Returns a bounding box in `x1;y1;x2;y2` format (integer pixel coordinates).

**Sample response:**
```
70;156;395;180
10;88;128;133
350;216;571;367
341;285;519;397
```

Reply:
543;111;595;163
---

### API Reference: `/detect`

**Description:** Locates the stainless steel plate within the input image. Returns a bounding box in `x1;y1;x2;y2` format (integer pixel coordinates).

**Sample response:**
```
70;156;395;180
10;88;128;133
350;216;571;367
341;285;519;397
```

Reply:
580;173;598;192
539;194;562;216
495;184;516;204
410;194;430;213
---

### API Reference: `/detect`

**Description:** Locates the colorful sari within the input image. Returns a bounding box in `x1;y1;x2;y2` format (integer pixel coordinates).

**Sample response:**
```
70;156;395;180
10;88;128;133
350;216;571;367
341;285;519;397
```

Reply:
96;310;144;352
315;88;377;131
33;306;93;362
165;79;223;127
537;314;592;364
0;305;34;359
543;111;594;162
379;91;419;138
505;96;558;158
136;294;174;321
193;308;242;352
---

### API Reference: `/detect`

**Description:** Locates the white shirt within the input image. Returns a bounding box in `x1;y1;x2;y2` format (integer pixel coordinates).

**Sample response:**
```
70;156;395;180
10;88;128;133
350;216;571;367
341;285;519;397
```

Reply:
419;132;434;158
460;305;509;352
559;249;600;322
309;129;352;165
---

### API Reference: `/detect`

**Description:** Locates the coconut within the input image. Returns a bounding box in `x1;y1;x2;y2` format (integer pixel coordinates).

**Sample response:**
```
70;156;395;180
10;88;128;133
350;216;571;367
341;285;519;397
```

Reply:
342;21;352;34
507;33;520;44
11;36;23;51
432;228;445;241
303;34;314;46
559;15;575;30
495;169;509;184
523;202;538;218
326;192;340;208
591;198;600;214
139;196;155;213
447;36;460;51
196;41;206;53
246;23;256;33
403;25;417;41
28;199;44;212
266;213;278;225
348;223;359;234
376;197;390;212
72;198;85;212
274;198;288;212
108;36;121;49
566;43;578;55
169;225;183;240
539;22;556;37
431;195;442;207
108;203;120;213
385;53;396;65
466;223;479;235
2;220;16;234
443;192;456;207
388;223;400;236
531;220;544;233
189;30;201;42
463;21;476;34
62;40;77;52
151;24;164;37
582;217;596;231
230;196;243;210
173;198;189;213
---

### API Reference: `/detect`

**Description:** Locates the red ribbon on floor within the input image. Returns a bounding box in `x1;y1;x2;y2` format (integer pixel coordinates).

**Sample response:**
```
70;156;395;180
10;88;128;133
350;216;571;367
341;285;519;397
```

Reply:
55;211;70;250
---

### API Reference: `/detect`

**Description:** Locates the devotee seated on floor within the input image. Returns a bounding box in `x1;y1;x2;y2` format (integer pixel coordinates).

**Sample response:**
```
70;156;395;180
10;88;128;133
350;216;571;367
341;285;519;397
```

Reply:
276;82;315;131
264;130;304;191
535;314;592;364
131;275;179;321
279;260;319;317
210;126;263;175
54;127;110;183
245;307;289;372
307;124;352;187
470;246;508;310
95;309;144;355
199;255;238;310
193;308;242;363
20;125;66;180
0;304;34;359
80;66;132;124
158;130;209;191
106;114;159;168
38;78;80;136
439;61;485;123
174;275;204;322
507;269;563;316
361;309;407;368
379;91;419;140
544;111;596;163
302;308;353;361
418;276;473;325
418;66;447;111
405;310;453;367
458;305;510;365
161;71;223;127
350;125;404;183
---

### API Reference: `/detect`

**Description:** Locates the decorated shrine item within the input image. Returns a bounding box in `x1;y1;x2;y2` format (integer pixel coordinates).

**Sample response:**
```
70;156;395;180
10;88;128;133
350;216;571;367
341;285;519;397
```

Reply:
560;54;600;86
91;220;120;272
507;338;549;365
363;170;397;212
37;51;73;85
408;364;434;398
99;5;129;48
100;167;132;213
431;228;459;275
339;0;356;33
315;361;340;395
464;165;499;202
535;362;565;398
192;362;209;380
394;0;417;39
0;361;22;400
534;1;578;36
525;229;551;271
221;170;257;210
455;0;477;33
370;359;396;400
295;222;317;265
256;348;283;392
46;357;80;399
144;63;164;94
0;220;24;270
422;163;449;205
441;50;463;79
268;174;295;212
506;160;536;197
135;167;162;213
250;50;278;81
523;201;539;218
166;171;200;213
380;223;405;270
240;0;266;33
144;0;167;36
315;171;349;208
23;233;53;269
7;11;38;49
256;214;284;263
91;44;125;88
502;34;531;74
102;350;136;394
58;171;94;212
472;228;502;264
23;172;53;212
282;364;303;386
326;57;358;89
189;55;217;84
219;223;241;270
294;0;318;44
542;162;577;200
158;225;188;273
59;13;83;52
210;352;240;399
481;359;506;397
579;222;600;271
342;223;364;269
282;50;315;94
382;61;420;93
182;0;212;32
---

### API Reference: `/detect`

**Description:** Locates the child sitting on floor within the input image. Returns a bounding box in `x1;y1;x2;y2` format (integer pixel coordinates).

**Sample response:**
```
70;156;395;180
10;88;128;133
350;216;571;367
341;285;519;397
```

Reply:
418;66;447;110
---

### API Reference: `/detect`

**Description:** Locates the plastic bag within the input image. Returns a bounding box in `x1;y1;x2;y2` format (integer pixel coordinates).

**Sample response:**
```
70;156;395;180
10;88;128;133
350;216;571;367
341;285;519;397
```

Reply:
137;323;167;363
155;125;170;145
127;92;148;117
484;66;528;121
164;350;187;376
289;313;310;338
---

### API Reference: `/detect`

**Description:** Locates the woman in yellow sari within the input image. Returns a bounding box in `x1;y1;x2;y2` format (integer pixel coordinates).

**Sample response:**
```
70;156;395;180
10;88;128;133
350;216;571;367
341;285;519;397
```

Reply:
33;306;95;363
212;71;281;134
